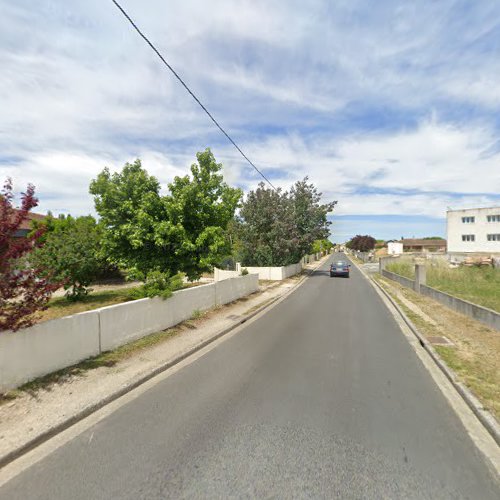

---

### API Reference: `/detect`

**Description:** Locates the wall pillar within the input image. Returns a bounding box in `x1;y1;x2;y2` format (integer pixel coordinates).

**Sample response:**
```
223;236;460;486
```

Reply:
414;264;427;293
379;257;388;274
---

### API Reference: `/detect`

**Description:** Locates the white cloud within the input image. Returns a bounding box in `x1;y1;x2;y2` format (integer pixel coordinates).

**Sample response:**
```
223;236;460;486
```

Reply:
1;0;499;222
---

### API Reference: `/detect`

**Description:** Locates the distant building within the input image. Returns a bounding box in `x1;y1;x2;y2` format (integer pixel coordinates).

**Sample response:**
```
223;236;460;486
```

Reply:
387;241;403;255
447;206;500;257
10;210;46;238
400;238;447;253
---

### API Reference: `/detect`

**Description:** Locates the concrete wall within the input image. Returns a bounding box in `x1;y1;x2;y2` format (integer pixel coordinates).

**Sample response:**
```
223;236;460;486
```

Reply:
215;274;259;305
447;206;500;254
283;262;303;279
381;269;416;290
420;285;500;331
0;275;259;393
0;311;100;392
236;261;302;280
214;267;240;282
381;269;500;331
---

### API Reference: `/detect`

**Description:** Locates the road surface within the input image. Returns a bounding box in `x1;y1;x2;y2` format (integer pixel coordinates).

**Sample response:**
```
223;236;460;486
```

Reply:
1;255;498;499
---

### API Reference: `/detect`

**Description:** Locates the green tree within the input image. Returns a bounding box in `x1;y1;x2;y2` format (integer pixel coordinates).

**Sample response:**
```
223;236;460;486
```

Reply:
290;178;337;258
237;184;297;266
89;159;167;278
90;149;242;296
237;179;336;266
311;239;333;254
166;148;242;280
31;215;108;300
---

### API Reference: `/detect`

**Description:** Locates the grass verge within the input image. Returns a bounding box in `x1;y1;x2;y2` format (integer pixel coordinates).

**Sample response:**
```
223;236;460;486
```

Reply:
385;260;500;312
374;274;500;419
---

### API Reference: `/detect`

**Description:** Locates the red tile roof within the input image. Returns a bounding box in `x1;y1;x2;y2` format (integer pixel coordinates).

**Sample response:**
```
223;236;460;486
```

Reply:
401;238;446;247
6;209;47;232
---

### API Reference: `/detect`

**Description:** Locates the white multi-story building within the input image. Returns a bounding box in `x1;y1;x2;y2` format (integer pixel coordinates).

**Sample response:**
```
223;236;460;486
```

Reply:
447;206;500;257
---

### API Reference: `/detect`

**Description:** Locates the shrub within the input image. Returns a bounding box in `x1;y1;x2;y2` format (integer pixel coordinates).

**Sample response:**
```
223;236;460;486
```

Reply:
129;271;184;299
0;179;60;331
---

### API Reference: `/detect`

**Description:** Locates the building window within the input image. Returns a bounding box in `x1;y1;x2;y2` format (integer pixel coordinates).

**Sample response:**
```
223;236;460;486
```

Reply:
461;216;475;223
487;234;500;241
487;215;500;222
462;234;475;242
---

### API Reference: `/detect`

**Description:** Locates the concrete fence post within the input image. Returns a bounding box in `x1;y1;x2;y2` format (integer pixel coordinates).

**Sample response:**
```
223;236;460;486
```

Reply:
379;257;387;274
414;264;427;293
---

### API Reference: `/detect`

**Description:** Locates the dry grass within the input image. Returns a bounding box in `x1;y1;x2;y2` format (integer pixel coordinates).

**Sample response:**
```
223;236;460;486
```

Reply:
34;288;142;323
33;282;205;324
375;275;500;419
385;259;500;312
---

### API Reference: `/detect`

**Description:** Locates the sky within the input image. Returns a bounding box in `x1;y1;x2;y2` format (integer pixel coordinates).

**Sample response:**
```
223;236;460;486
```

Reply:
1;0;499;242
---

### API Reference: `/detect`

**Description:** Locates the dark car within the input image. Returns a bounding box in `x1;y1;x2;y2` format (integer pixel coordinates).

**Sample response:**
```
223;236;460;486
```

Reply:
330;260;351;277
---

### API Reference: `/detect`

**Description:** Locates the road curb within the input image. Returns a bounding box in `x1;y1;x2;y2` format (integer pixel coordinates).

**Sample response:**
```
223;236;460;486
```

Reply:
348;255;500;448
0;255;330;470
373;277;500;447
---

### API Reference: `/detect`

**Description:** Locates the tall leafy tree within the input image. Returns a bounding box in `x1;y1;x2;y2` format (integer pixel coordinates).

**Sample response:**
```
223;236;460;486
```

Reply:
290;177;337;257
166;148;242;279
0;179;59;331
237;178;336;266
90;149;242;295
89;159;167;278
346;235;376;252
237;184;298;266
31;215;109;300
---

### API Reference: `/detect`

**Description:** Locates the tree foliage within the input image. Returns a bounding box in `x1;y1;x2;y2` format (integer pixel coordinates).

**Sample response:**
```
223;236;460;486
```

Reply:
166;149;242;279
31;215;110;300
237;179;336;266
290;178;337;258
89;159;166;278
345;234;376;252
0;179;59;331
311;239;333;254
90;149;242;296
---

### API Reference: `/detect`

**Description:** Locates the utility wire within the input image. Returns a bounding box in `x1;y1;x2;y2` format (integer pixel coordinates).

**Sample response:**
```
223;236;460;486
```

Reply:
110;0;277;190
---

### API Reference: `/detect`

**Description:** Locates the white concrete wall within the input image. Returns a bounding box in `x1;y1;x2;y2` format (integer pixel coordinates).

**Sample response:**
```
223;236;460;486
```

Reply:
447;207;500;254
0;311;100;392
215;274;259;305
237;261;303;280
0;276;259;392
214;267;240;282
282;262;303;278
170;284;217;324
99;296;176;351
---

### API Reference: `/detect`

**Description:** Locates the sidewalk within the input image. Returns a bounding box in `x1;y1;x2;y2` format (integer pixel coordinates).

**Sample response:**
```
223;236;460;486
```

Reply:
0;255;330;467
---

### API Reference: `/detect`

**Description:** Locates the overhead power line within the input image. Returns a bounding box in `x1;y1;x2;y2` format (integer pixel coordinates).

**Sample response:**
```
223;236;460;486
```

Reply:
110;0;277;190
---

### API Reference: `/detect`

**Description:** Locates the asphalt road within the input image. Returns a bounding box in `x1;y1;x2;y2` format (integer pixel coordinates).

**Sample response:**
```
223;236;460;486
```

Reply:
1;255;498;499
